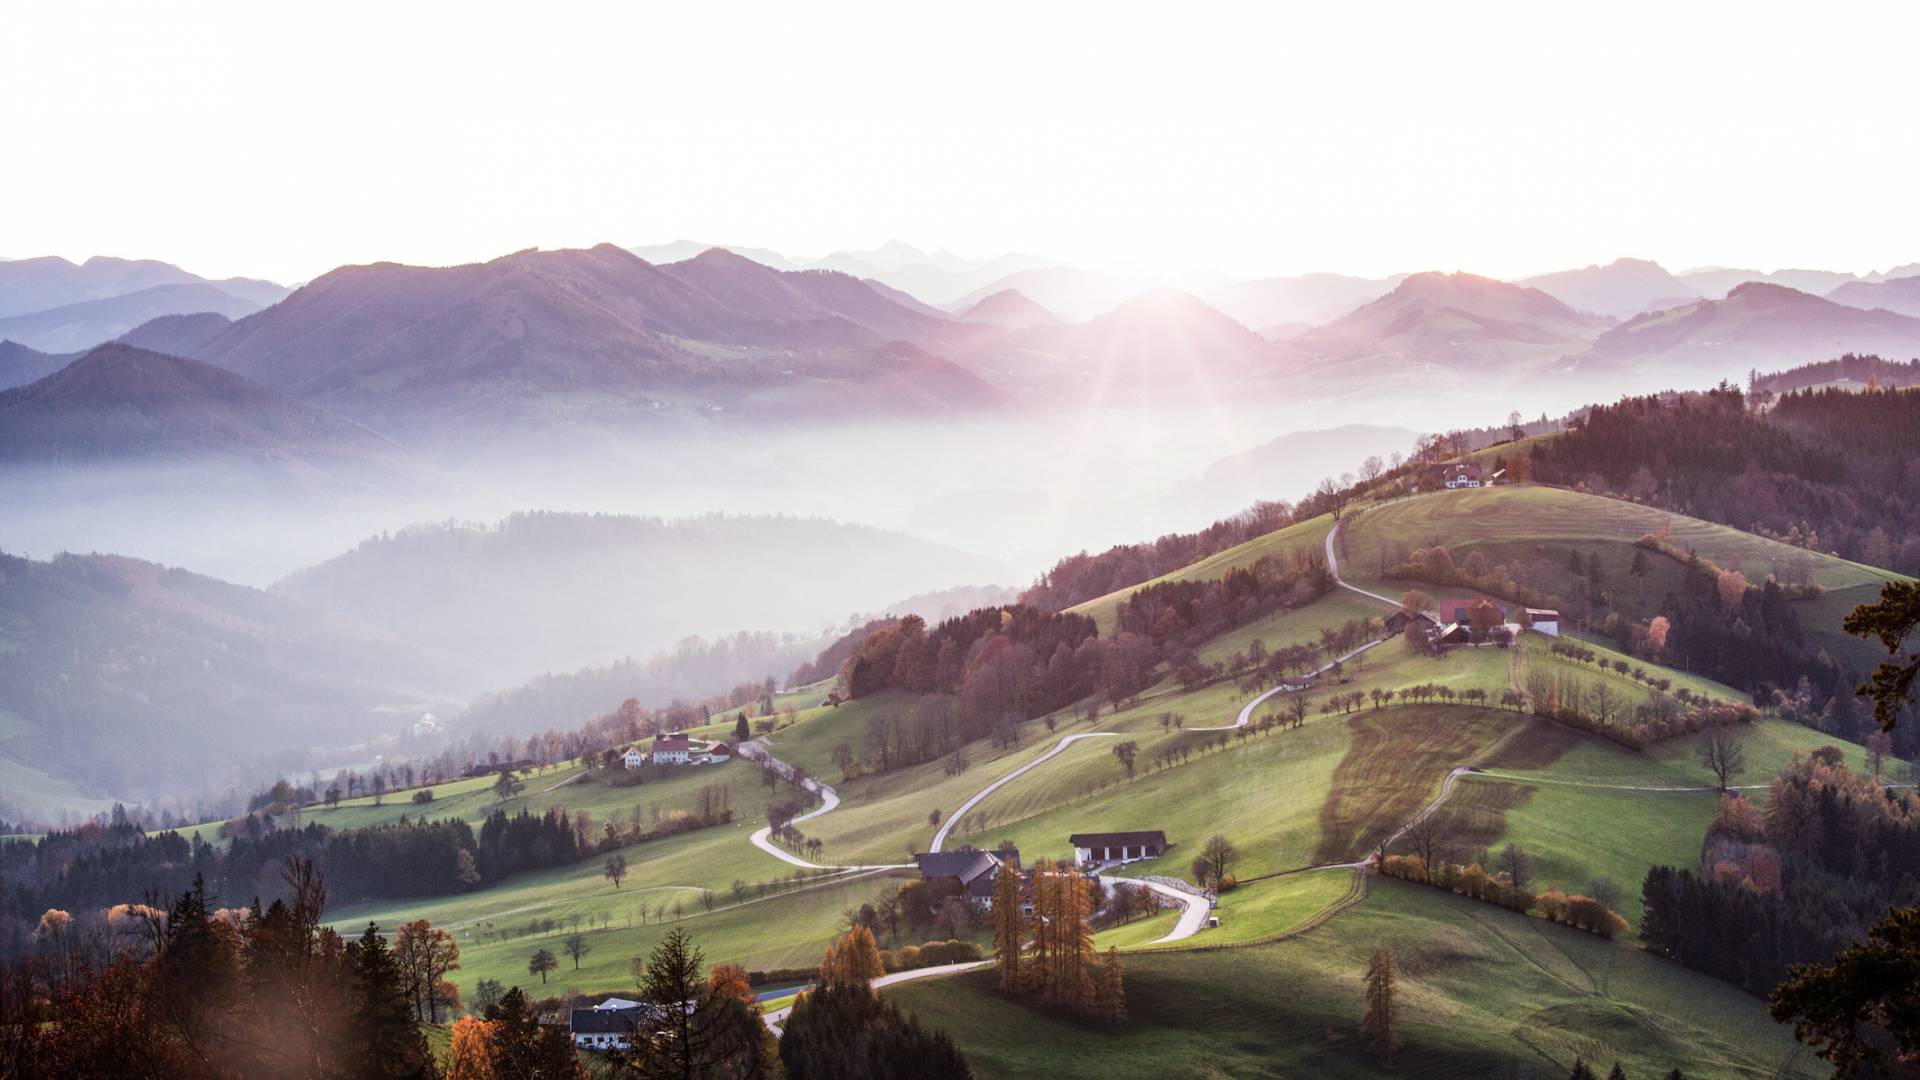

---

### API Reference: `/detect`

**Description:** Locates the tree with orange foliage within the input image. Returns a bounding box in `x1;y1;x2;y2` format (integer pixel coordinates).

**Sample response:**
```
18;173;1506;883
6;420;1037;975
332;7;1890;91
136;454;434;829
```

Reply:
445;1015;499;1080
819;925;885;992
707;962;755;1006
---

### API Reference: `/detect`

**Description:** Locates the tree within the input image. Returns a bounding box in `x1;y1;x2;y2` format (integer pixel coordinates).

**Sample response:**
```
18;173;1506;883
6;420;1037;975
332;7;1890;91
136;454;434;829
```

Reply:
1199;834;1239;890
1607;1064;1628;1080
394;919;462;1022
820;926;885;992
781;983;972;1080
1361;947;1396;1063
1111;740;1139;778
528;948;557;984
1866;730;1893;779
446;1016;501;1080
604;853;629;889
1568;1062;1597;1080
990;862;1025;994
347;921;440;1079
630;928;759;1079
1399;589;1434;617
1507;410;1526;442
472;977;505;1014
492;770;524;802
1498;843;1533;892
734;712;751;743
1360;455;1384;483
1094;946;1127;1024
1845;580;1919;732
1769;906;1920;1077
563;932;590;970
1696;729;1746;791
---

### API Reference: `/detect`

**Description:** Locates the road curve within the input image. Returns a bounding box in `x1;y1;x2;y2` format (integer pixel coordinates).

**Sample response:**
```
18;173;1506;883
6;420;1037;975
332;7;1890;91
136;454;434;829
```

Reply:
929;732;1117;853
1323;514;1402;609
1102;874;1210;943
762;960;992;1033
738;741;913;871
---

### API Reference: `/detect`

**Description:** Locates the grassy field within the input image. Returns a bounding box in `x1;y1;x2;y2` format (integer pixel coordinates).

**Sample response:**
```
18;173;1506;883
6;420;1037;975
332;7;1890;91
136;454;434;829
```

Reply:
1154;868;1358;949
0;755;119;819
1068;512;1340;633
890;877;1822;1079
1339;484;1903;669
1314;706;1525;863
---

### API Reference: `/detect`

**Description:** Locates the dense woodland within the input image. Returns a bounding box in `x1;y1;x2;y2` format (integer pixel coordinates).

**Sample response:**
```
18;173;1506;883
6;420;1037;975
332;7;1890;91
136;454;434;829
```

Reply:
1530;381;1920;575
1642;748;1920;997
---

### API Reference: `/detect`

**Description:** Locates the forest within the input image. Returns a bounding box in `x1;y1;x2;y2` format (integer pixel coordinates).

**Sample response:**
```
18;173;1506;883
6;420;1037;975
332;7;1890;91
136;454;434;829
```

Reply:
1529;380;1920;575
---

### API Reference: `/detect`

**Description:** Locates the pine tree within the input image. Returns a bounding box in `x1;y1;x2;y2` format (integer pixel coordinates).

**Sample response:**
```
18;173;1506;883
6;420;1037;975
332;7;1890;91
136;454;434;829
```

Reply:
1361;947;1396;1064
1568;1060;1597;1080
347;922;437;1079
1607;1063;1628;1080
990;861;1024;994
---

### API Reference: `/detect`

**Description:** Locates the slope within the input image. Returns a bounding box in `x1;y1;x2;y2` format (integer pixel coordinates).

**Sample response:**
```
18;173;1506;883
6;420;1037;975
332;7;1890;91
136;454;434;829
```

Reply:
0;283;261;353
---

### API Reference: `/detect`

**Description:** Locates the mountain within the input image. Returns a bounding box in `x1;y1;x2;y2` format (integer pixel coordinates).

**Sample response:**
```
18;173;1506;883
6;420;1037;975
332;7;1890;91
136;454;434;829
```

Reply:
626;239;800;270
1204;273;1405;331
0;344;411;481
956;289;1061;331
1518;257;1699;319
1291;271;1612;371
0;255;287;319
271;511;1013;690
809;245;1062;306
176;244;999;435
1569;281;1920;376
1826;275;1920;318
114;311;236;356
949;266;1149;322
1679;266;1861;300
0;340;75;391
0;548;480;813
0;283;262;353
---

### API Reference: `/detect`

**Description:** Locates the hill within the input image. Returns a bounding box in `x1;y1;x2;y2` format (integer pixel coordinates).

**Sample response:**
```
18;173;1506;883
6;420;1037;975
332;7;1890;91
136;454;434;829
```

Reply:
0;548;480;816
182;244;1001;435
0;282;262;353
0;254;287;319
1000;289;1290;397
114;311;236;356
956;289;1061;330
1569;281;1920;379
1826;273;1920;317
1680;265;1861;299
0;340;75;391
0;344;414;482
1518;257;1699;318
1290;271;1612;372
1204;272;1405;331
271;511;1013;691
949;266;1147;322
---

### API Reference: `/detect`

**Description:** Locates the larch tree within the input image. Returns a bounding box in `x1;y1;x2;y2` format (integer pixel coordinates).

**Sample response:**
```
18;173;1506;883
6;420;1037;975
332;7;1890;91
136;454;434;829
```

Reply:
1361;947;1396;1063
990;861;1025;994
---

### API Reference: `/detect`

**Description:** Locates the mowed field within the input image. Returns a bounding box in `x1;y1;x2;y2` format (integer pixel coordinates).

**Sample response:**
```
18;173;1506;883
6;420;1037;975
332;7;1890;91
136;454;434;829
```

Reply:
890;877;1823;1080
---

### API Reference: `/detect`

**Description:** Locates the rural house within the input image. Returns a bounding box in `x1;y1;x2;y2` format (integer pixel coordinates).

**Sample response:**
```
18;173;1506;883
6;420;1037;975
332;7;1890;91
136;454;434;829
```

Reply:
1385;609;1438;636
621;747;647;769
569;1000;644;1051
638;733;732;767
1429;463;1483;489
914;845;1022;909
1070;830;1167;866
1522;608;1561;636
1436;598;1507;626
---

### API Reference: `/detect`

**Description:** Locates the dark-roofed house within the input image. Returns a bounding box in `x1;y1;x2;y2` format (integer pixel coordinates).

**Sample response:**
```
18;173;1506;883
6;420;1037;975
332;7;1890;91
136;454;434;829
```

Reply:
570;1004;645;1051
1436;598;1507;626
914;845;1020;909
1385;609;1438;636
1070;831;1167;867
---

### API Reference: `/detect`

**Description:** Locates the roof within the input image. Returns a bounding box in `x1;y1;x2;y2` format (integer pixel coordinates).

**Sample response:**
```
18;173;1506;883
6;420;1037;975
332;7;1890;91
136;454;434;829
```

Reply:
570;1007;643;1034
1525;608;1560;618
708;742;732;755
594;997;640;1010
653;737;694;752
1069;831;1167;848
915;846;1019;883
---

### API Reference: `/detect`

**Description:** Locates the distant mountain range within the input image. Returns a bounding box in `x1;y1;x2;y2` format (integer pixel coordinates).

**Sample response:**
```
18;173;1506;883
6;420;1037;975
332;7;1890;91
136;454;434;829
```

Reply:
1518;258;1700;319
1826;275;1920;319
0;255;287;352
1567;281;1920;376
1291;272;1612;373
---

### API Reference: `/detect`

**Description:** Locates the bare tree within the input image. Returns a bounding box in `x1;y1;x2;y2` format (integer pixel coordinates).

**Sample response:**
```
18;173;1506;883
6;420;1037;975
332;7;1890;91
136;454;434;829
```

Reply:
1697;729;1747;791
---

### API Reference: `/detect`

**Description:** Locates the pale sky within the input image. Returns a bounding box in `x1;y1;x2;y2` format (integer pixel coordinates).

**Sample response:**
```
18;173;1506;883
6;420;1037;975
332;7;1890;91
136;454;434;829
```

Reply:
4;0;1917;285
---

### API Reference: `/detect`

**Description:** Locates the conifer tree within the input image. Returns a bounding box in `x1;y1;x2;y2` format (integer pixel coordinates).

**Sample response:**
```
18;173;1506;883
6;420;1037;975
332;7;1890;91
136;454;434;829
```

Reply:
1361;947;1396;1064
1097;946;1127;1024
1568;1060;1597;1080
990;862;1024;994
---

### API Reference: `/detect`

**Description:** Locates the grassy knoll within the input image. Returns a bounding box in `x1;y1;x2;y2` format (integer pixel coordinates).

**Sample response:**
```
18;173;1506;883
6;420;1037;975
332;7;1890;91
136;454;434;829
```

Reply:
1339;484;1902;669
890;877;1821;1080
1068;512;1340;633
1428;716;1876;927
1151;868;1358;950
1092;908;1181;950
0;755;118;819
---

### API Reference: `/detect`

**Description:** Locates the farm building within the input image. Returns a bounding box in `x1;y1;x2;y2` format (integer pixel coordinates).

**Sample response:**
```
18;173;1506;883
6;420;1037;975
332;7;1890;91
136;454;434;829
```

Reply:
630;734;732;768
1437;463;1483;488
914;845;1021;909
569;1000;646;1050
1070;830;1167;866
1523;608;1561;635
621;747;647;769
1436;598;1508;625
1385;609;1439;635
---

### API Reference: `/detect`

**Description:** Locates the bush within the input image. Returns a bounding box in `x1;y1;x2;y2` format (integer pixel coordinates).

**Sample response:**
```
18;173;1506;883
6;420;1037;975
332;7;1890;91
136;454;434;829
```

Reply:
411;789;434;804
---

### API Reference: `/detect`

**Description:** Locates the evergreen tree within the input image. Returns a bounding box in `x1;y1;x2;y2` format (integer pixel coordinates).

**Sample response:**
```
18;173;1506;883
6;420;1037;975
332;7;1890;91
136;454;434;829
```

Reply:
630;928;742;1079
735;712;751;743
1608;1064;1628;1080
1568;1060;1597;1080
346;922;437;1079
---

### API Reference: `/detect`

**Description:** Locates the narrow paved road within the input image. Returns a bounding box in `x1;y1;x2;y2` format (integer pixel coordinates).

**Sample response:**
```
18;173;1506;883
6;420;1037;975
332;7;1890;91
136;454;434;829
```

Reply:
762;960;991;1034
1323;512;1403;609
928;731;1115;853
1101;874;1210;943
738;741;913;871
